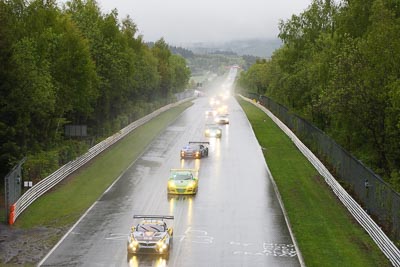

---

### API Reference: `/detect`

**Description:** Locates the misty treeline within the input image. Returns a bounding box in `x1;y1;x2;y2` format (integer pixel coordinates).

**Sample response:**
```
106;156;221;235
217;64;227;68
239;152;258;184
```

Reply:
238;0;400;190
0;0;190;181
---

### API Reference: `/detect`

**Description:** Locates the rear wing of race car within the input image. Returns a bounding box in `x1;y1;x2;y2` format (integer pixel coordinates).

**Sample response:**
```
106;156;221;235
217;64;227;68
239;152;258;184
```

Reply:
188;141;210;145
133;215;174;220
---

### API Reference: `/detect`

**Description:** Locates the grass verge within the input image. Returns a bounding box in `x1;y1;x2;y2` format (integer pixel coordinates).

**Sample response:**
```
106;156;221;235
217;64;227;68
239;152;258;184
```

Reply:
237;97;390;267
14;101;192;229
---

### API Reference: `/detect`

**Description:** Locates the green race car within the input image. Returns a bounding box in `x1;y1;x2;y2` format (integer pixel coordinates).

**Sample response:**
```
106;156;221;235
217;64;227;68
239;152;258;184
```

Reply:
167;169;199;195
204;124;222;138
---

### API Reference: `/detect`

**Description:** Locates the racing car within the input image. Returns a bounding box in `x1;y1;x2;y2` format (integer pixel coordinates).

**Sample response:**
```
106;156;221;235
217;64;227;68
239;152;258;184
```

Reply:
127;215;174;256
215;114;229;124
167;169;199;195
205;109;217;117
180;141;209;159
204;124;222;138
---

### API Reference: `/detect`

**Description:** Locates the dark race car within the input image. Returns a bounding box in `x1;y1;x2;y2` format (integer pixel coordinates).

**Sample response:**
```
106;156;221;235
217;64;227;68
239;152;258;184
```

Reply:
180;141;209;159
215;114;229;124
127;215;174;257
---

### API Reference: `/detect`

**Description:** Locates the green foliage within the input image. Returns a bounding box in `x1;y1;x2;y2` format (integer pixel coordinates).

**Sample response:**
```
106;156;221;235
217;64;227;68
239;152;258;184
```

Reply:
186;53;244;77
22;140;89;182
24;150;59;183
0;0;190;186
169;54;191;93
15;102;192;229
238;59;269;94
239;98;390;266
238;0;400;190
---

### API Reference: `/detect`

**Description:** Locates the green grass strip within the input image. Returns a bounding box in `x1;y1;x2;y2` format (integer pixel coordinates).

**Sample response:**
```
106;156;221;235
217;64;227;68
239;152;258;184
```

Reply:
15;102;192;229
237;98;390;267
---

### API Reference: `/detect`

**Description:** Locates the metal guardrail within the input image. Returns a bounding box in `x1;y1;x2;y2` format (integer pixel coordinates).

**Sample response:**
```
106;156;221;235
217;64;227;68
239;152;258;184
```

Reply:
10;96;195;224
240;95;400;267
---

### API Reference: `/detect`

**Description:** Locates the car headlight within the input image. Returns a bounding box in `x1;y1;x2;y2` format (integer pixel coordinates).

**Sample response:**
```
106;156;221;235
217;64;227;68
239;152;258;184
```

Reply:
129;240;138;248
188;181;195;188
205;130;210;134
157;239;167;248
168;181;176;188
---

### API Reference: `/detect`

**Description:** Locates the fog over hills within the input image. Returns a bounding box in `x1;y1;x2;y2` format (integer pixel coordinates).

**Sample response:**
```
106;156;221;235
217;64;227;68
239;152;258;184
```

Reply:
179;38;282;58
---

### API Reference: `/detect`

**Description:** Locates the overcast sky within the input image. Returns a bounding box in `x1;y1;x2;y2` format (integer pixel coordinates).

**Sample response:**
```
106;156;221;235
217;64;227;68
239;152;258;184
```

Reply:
71;0;313;45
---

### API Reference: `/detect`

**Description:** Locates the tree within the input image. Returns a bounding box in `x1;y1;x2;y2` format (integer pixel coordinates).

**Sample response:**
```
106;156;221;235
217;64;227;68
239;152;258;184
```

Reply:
169;54;191;93
152;38;172;98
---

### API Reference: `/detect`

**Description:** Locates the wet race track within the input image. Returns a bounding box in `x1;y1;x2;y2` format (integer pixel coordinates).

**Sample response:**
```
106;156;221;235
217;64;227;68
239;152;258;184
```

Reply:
40;84;301;266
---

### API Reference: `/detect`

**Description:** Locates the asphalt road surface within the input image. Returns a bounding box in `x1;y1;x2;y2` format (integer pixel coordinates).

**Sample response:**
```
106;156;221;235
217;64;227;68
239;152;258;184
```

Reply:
40;93;301;266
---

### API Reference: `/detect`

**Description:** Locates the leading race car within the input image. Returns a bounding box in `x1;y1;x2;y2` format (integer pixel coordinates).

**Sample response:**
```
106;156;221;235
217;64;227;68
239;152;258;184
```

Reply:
127;215;174;256
180;141;209;159
167;168;199;195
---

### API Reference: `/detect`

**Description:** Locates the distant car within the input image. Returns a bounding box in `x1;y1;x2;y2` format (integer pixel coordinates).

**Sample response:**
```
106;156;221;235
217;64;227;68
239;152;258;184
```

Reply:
127;215;174;256
167;169;199;195
215;114;229;124
205;109;217;117
209;97;221;107
180;141;209;159
216;105;228;114
204;124;222;138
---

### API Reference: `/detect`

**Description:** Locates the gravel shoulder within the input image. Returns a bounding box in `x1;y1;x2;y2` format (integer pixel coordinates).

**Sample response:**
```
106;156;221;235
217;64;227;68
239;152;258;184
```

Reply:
0;223;68;266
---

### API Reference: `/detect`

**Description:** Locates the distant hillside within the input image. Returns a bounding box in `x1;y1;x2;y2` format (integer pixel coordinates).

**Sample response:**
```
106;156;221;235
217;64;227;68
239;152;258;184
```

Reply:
181;38;282;58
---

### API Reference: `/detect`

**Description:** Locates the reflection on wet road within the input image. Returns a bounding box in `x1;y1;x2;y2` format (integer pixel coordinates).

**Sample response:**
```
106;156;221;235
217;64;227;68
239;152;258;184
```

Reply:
40;93;301;266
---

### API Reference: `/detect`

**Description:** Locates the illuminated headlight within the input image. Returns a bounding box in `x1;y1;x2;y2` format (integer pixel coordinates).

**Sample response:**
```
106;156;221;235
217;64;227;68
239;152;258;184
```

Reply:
187;181;195;188
217;130;221;134
157;240;168;250
205;130;210;134
157;243;167;249
195;152;200;156
129;240;138;248
168;181;176;188
181;151;185;156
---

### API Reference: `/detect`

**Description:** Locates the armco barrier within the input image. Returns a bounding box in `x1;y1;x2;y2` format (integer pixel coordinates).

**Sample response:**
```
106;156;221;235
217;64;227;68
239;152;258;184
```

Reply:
248;92;400;242
9;96;195;225
240;95;400;266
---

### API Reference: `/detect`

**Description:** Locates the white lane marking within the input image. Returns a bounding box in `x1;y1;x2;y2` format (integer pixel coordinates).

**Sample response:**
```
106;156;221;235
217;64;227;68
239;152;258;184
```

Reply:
39;150;145;266
38;201;100;266
178;227;214;244
230;241;297;257
105;233;126;240
141;156;164;163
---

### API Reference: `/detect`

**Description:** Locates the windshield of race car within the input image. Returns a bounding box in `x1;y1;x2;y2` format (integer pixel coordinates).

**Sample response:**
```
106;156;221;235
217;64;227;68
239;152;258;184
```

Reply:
171;172;193;180
137;223;165;232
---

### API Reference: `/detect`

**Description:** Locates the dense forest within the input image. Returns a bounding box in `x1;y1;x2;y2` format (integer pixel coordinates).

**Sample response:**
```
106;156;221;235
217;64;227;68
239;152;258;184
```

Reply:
238;0;400;190
0;0;191;182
